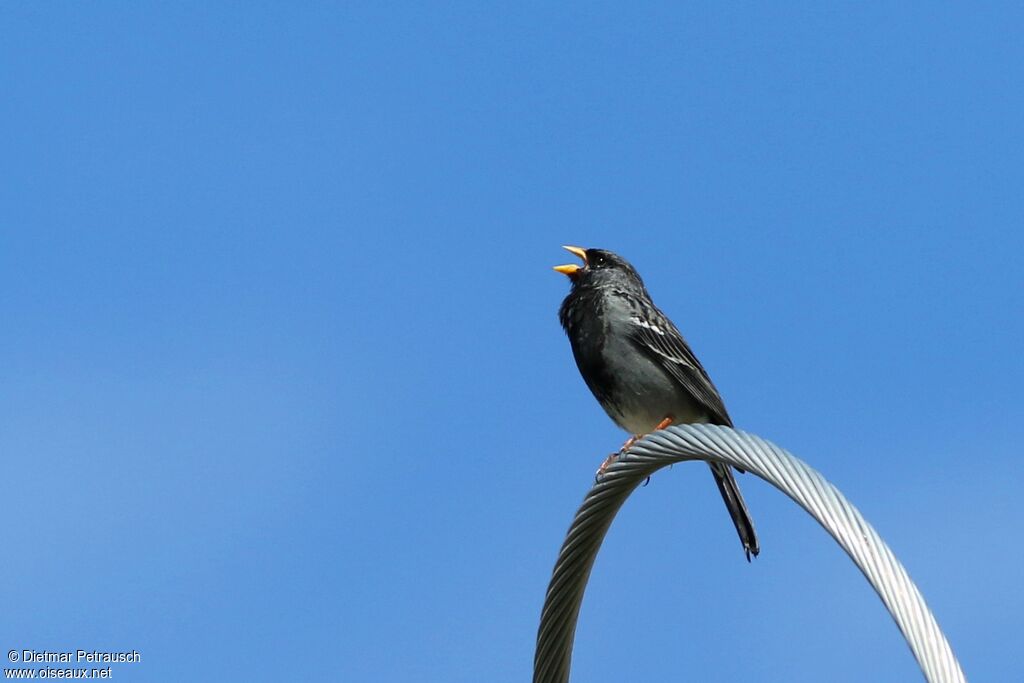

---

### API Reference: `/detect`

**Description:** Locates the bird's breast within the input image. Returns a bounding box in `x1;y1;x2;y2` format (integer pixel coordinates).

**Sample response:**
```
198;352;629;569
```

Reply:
563;289;706;434
597;331;706;432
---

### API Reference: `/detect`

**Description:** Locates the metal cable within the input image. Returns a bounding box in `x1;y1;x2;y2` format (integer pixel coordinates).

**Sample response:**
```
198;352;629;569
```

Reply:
534;424;966;683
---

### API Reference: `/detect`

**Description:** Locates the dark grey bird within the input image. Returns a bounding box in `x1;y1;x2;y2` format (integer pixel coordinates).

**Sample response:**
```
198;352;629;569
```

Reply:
554;245;759;560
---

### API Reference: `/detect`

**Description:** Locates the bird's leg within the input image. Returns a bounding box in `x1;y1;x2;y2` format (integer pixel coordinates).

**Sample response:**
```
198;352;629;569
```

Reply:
619;434;641;452
595;434;640;479
595;452;619;480
597;417;676;480
618;418;674;453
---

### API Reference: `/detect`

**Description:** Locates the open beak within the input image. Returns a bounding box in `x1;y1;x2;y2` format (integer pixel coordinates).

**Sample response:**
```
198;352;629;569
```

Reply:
553;245;588;276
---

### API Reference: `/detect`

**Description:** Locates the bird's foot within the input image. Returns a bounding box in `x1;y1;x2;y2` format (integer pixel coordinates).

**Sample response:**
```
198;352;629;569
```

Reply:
595;452;619;481
597;419;674;482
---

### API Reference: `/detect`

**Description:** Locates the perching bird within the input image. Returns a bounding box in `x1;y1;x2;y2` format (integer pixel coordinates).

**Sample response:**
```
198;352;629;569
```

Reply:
554;245;759;560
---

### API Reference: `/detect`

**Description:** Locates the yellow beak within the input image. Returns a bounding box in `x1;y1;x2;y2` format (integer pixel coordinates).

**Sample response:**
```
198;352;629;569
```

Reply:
553;245;588;276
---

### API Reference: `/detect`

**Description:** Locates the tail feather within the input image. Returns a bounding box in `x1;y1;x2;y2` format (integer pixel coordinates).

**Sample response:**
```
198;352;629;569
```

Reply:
708;462;759;561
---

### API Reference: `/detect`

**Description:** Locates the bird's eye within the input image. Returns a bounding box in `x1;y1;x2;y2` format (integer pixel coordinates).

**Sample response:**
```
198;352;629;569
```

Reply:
592;254;606;266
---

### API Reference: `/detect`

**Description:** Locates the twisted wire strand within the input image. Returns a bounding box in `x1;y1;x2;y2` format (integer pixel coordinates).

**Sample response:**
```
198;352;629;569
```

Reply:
534;424;966;683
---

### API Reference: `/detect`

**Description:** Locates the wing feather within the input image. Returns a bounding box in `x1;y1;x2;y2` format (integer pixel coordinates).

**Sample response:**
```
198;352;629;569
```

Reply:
627;311;733;427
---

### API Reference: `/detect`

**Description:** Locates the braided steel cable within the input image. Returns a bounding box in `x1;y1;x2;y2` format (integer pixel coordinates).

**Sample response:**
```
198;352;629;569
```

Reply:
534;424;966;683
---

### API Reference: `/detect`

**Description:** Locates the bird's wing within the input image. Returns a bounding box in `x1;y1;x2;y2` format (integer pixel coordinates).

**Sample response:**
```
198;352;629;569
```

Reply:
626;307;733;427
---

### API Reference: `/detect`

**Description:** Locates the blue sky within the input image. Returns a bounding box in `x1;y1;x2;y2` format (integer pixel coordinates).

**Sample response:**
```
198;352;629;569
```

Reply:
2;3;1021;681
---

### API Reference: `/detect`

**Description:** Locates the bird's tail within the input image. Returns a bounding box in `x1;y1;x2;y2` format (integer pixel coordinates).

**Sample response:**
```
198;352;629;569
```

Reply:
708;462;759;561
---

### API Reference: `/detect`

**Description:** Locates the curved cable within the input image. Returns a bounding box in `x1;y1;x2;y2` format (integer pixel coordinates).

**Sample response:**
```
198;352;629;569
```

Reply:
534;424;966;683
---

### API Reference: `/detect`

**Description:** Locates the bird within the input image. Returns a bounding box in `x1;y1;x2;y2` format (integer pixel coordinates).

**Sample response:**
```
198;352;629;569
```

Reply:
554;245;759;560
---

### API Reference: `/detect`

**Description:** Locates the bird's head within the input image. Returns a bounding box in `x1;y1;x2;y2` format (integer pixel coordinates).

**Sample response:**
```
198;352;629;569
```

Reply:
553;246;644;288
